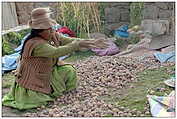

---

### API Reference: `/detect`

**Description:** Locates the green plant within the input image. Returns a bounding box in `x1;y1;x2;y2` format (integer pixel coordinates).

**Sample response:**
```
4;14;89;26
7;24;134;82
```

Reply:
2;39;14;56
2;29;30;56
113;37;129;48
128;35;140;44
56;2;103;38
6;32;22;46
130;2;144;27
114;31;142;48
98;3;107;33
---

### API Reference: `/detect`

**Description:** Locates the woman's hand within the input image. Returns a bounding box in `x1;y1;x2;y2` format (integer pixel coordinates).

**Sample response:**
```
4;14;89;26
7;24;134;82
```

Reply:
57;60;72;66
50;32;61;46
78;39;109;49
92;39;109;49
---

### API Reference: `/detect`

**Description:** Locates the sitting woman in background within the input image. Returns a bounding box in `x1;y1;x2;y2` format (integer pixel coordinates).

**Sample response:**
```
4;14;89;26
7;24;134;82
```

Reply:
2;7;108;110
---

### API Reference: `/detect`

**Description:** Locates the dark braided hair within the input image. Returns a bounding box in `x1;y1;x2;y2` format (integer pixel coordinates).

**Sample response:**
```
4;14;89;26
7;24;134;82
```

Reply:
20;29;45;55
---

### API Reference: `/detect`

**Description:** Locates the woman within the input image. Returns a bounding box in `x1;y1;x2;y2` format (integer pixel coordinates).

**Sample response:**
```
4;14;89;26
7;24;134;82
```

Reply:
2;7;107;110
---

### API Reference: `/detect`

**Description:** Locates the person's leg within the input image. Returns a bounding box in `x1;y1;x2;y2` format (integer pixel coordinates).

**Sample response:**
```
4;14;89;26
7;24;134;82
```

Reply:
2;81;53;110
63;65;78;92
50;65;78;97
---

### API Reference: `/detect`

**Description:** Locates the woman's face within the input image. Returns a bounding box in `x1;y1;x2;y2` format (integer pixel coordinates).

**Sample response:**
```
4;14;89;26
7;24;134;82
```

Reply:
39;28;55;41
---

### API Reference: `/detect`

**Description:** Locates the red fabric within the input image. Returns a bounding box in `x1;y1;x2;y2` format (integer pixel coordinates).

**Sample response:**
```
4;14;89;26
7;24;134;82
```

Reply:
57;27;76;37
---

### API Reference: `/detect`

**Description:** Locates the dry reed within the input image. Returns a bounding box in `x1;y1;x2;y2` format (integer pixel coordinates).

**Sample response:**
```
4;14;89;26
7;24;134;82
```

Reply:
56;2;101;38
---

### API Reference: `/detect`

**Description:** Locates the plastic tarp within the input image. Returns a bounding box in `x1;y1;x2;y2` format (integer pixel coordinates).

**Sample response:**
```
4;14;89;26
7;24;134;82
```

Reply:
147;91;175;117
2;52;20;73
153;51;175;63
164;76;175;88
114;25;129;38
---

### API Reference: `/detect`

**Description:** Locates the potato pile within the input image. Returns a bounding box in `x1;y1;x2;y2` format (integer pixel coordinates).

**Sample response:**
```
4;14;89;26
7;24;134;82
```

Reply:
25;55;161;117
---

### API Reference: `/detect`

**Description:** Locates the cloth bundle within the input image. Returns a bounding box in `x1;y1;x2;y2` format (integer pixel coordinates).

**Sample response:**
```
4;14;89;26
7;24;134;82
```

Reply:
91;40;120;56
147;91;175;117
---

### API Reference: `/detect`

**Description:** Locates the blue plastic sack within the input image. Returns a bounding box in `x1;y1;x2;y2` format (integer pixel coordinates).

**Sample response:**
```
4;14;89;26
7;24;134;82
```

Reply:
114;25;129;38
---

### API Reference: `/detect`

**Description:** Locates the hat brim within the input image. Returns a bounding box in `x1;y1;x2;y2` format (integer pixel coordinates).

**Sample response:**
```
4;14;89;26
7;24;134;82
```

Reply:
28;18;57;29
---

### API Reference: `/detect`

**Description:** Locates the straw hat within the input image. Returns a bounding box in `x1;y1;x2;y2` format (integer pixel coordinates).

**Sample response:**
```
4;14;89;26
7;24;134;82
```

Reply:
28;7;57;29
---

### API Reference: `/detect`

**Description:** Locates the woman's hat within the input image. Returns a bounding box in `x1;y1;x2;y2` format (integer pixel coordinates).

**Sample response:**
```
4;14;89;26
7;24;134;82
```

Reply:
28;7;57;29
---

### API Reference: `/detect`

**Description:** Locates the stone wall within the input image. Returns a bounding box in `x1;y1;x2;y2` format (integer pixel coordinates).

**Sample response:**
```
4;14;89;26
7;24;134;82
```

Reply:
7;2;175;35
104;2;175;34
15;2;131;34
143;2;174;20
143;2;175;34
104;2;130;34
15;2;59;25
